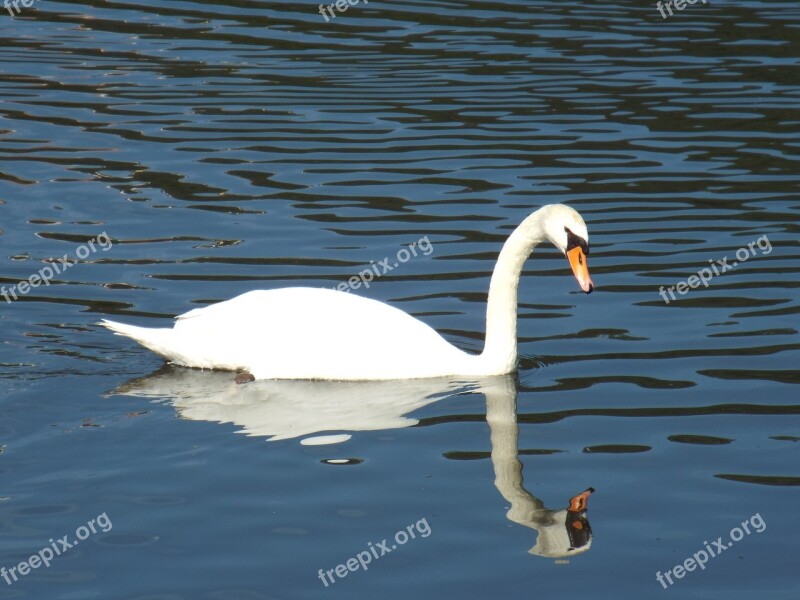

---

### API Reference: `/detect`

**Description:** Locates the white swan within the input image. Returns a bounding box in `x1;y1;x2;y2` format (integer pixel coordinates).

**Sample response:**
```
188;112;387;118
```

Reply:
101;203;593;380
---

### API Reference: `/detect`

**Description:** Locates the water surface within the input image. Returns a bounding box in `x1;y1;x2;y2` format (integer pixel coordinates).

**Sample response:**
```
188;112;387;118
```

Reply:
0;1;798;598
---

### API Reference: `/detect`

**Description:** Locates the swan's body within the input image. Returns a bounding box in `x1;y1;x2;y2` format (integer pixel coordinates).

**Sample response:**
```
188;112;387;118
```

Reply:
105;288;483;379
102;204;593;380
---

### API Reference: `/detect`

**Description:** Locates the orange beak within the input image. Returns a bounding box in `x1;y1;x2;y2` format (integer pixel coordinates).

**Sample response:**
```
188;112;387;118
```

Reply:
567;487;594;513
566;246;593;293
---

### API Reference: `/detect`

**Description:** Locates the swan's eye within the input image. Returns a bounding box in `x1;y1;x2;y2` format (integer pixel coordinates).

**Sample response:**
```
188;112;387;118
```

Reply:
564;226;588;255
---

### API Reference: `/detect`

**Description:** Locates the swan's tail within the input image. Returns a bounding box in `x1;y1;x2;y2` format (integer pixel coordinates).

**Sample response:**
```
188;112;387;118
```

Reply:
100;319;177;360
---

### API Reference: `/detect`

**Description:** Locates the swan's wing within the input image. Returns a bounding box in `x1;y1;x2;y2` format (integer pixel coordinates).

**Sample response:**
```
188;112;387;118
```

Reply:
174;287;438;338
175;292;258;323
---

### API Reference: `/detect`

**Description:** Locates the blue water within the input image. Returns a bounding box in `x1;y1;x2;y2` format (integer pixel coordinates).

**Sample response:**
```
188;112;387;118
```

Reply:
0;1;798;598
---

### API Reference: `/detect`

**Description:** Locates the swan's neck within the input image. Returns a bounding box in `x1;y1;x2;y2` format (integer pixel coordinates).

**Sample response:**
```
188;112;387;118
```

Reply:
479;211;547;374
485;379;546;519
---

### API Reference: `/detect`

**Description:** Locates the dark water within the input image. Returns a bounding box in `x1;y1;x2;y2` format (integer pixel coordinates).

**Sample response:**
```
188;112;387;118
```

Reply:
1;0;798;598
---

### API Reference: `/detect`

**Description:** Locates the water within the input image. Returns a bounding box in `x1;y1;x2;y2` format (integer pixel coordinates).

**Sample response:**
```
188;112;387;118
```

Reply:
1;1;798;598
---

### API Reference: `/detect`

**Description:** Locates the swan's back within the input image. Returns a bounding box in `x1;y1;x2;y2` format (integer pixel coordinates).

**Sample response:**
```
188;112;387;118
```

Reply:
113;287;474;380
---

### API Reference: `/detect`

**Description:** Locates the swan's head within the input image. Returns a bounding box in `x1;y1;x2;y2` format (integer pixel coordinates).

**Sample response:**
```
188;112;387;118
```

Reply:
529;487;595;558
540;204;594;294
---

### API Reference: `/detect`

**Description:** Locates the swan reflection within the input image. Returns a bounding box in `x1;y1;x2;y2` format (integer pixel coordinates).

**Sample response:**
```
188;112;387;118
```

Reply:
109;367;594;557
484;376;594;558
109;365;476;441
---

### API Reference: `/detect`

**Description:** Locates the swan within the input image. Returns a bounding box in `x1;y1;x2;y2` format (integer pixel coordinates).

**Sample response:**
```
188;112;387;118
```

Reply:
101;203;593;380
